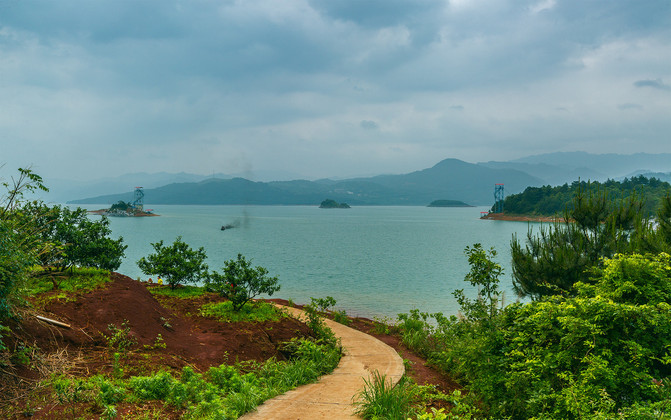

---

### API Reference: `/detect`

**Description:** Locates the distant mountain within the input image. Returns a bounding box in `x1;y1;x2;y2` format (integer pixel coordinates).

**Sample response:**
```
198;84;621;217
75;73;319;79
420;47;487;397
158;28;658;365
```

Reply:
477;161;605;185
68;158;543;206
480;152;671;185
45;172;231;203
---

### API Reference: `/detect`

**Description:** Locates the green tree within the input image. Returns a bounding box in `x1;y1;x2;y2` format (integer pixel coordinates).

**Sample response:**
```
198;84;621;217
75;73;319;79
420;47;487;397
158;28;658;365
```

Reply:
137;237;208;289
18;204;127;272
656;192;671;248
453;244;503;322
0;220;33;320
205;254;280;311
0;167;47;320
511;182;654;299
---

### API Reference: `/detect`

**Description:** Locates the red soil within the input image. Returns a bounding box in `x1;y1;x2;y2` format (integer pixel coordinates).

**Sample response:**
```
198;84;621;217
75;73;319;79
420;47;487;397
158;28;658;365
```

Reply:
2;274;461;418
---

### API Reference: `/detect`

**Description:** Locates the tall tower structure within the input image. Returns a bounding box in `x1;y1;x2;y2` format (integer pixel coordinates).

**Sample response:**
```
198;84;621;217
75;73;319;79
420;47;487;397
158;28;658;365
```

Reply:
494;184;504;213
132;187;144;212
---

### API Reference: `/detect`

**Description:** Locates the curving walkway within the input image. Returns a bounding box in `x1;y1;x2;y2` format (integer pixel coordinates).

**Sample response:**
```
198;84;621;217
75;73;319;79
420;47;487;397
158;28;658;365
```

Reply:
240;306;405;419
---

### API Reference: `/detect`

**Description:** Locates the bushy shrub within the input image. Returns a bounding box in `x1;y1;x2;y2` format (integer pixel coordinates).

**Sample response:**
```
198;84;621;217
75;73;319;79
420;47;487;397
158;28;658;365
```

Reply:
205;254;280;312
396;248;671;419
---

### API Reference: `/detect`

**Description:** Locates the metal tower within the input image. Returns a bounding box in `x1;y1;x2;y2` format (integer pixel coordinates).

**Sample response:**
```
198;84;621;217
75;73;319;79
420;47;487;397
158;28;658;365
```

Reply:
494;184;504;213
132;187;144;212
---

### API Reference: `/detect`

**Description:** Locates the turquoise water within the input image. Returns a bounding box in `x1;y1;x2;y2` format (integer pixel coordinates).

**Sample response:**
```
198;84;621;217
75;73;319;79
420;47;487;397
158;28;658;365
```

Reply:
84;205;537;319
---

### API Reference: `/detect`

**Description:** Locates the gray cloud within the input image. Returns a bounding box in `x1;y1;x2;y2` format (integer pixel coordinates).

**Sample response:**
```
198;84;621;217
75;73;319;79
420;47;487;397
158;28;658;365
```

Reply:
360;120;379;130
634;79;671;91
0;0;669;182
618;103;643;110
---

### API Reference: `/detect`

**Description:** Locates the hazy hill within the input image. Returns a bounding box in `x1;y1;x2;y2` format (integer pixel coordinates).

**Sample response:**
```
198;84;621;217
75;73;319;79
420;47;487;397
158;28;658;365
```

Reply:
479;152;671;185
68;158;543;206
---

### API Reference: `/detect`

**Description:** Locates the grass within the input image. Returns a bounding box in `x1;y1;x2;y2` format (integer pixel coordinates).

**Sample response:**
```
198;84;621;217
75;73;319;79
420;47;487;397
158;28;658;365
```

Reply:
355;371;418;420
23;267;112;296
148;285;206;298
41;337;341;419
200;300;284;322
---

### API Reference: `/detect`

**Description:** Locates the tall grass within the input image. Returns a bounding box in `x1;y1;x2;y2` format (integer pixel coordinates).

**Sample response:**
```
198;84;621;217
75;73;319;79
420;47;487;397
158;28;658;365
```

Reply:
355;371;418;420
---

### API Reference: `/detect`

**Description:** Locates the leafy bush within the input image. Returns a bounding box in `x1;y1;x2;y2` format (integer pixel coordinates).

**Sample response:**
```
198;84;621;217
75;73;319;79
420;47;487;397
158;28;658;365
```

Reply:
394;247;671;419
511;182;660;299
128;337;340;418
137;237;209;290
205;254;281;312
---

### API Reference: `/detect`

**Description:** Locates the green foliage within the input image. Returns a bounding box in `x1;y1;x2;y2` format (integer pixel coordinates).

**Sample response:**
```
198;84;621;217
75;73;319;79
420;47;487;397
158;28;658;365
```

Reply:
0;168;45;321
355;372;418;420
372;316;396;335
205;254;280;312
128;337;340;418
394;246;671;419
0;220;33;319
104;320;137;353
137;236;209;290
333;309;351;326
24;267;111;296
657;192;671;247
303;297;338;345
511;182;658;299
502;176;671;217
148;284;205;298
109;200;132;212
579;252;671;305
453;244;503;322
200;300;283;323
53;376;91;418
20;203;127;272
309;296;337;313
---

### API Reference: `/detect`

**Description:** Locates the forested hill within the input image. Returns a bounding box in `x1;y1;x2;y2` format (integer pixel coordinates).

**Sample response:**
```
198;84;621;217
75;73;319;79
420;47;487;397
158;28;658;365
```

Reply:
501;176;671;216
68;158;542;206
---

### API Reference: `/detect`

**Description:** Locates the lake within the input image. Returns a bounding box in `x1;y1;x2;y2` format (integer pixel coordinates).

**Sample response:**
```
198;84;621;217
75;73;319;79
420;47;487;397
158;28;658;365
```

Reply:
83;205;538;319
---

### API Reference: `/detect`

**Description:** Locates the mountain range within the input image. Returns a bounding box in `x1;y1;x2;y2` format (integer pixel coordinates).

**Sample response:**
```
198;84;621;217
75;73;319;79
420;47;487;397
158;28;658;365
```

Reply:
63;152;671;207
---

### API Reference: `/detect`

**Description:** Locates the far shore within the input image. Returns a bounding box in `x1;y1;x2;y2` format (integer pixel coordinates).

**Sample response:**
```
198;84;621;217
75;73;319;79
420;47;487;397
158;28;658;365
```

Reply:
481;212;562;223
88;209;160;217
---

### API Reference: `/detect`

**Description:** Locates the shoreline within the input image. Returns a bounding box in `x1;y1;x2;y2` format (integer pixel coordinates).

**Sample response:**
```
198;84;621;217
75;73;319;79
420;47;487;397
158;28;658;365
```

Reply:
88;209;159;217
481;212;562;223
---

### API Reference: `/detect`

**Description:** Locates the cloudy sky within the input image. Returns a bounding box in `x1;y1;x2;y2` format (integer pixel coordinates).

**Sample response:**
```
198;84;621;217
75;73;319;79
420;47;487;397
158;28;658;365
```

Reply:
1;0;669;182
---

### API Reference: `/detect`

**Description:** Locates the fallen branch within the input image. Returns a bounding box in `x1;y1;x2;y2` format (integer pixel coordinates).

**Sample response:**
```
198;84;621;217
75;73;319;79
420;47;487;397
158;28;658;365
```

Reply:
35;315;71;329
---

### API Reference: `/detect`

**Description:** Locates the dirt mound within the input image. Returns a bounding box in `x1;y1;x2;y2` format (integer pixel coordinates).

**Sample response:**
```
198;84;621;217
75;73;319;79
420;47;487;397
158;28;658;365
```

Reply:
7;273;312;375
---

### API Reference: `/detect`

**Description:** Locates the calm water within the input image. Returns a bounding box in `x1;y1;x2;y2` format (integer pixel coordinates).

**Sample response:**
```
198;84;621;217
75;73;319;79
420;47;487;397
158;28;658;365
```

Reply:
83;205;537;319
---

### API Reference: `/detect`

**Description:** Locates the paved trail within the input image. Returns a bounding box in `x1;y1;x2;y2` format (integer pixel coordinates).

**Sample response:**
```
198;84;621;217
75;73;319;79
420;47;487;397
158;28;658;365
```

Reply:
240;306;405;420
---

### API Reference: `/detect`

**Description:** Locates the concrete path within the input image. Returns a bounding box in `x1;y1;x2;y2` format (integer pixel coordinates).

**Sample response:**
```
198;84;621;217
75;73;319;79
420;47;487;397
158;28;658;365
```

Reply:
240;306;405;419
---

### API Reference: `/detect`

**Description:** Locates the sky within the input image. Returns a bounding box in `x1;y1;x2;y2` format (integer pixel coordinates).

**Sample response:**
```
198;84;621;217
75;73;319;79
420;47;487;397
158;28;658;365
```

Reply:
1;0;670;182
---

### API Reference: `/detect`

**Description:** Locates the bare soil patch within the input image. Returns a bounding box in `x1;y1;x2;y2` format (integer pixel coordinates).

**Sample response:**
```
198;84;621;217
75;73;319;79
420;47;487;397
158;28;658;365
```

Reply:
2;275;461;419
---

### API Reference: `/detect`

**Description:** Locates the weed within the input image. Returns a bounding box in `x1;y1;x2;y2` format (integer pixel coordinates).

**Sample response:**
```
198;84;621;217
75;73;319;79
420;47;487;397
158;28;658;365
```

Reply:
112;353;124;378
333;309;351;326
160;317;172;329
200;300;283;322
104;320;137;353
153;334;166;349
372;316;395;335
355;371;417;420
150;285;205;298
309;296;336;313
53;376;90;418
11;344;35;366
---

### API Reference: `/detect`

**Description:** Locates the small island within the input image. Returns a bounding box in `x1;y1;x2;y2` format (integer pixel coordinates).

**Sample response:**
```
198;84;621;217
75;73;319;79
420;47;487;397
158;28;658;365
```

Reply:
319;199;350;209
89;200;158;217
427;199;473;207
